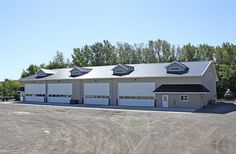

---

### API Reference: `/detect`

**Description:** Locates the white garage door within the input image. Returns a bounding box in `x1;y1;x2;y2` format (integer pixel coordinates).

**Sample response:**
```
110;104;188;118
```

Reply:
118;82;155;107
25;84;45;102
48;83;72;103
84;83;109;105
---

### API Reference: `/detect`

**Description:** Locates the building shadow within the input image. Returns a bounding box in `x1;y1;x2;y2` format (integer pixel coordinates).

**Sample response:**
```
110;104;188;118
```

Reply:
15;101;236;114
15;101;196;112
195;101;236;114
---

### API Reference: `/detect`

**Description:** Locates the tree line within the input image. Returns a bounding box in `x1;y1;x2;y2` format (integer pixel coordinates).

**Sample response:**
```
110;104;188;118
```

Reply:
21;39;236;97
0;79;20;101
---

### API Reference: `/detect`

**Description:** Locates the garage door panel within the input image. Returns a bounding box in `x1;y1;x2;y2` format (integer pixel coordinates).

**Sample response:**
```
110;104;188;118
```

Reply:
25;84;46;102
25;84;45;94
48;84;72;103
48;97;71;103
48;84;72;95
84;83;109;105
25;96;45;102
118;82;155;107
84;98;108;105
118;99;154;107
118;82;155;96
84;83;109;95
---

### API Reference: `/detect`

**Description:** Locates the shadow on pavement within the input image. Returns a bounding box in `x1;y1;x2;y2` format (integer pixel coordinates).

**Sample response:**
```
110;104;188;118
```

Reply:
14;101;196;112
195;101;236;114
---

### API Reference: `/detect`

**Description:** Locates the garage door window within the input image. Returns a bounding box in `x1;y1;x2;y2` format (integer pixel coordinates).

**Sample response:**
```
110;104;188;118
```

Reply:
85;95;109;99
49;94;72;98
119;96;154;100
180;95;188;102
25;94;45;97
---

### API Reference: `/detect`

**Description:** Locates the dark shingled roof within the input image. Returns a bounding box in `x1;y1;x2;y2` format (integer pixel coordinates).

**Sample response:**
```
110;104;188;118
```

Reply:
153;84;210;92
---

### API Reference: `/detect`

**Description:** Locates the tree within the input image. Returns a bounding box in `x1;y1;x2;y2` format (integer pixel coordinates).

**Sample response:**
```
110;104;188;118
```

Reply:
148;40;160;63
21;64;40;78
46;51;70;69
72;48;87;67
197;44;215;61
214;43;236;94
161;40;172;62
217;64;236;92
0;82;3;96
0;80;20;100
134;43;145;63
179;43;197;61
143;41;157;63
116;42;129;64
82;45;93;66
72;40;117;67
20;39;236;98
103;40;117;65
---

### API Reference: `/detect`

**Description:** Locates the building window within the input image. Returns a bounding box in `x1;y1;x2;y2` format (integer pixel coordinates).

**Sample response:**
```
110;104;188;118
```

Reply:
170;67;181;71
37;72;47;77
71;70;81;76
115;69;125;73
180;95;188;102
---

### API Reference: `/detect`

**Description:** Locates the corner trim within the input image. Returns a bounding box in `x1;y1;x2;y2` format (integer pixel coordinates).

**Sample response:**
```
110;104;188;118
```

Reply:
201;60;213;76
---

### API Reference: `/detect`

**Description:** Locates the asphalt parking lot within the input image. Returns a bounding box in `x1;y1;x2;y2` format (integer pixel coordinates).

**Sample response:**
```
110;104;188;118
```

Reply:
0;102;236;154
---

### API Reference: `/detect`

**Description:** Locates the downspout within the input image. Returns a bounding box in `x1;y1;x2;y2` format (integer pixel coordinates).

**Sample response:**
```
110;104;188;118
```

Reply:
45;80;48;103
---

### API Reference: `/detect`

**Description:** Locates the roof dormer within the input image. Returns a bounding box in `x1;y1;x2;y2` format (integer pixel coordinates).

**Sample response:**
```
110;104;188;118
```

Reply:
165;61;189;74
70;67;92;77
36;69;55;78
112;64;134;76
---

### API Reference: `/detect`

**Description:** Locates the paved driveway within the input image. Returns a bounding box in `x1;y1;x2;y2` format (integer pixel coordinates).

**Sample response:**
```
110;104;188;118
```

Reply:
0;102;236;154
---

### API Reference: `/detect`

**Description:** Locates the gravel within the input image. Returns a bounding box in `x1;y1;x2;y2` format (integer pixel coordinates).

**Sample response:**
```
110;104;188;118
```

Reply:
0;102;235;154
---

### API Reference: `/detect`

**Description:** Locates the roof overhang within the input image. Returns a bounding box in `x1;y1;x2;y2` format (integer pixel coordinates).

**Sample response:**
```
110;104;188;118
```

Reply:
19;75;202;82
154;92;209;94
153;84;210;93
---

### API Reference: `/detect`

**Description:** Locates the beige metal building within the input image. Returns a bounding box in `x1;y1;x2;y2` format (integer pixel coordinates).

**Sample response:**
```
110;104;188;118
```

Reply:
19;61;218;109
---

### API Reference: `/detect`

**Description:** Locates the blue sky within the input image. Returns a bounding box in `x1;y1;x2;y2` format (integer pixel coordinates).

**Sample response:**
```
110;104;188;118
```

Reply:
0;0;236;81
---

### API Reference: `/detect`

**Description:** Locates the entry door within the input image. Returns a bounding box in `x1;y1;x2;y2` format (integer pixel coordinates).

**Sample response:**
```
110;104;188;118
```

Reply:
162;95;168;108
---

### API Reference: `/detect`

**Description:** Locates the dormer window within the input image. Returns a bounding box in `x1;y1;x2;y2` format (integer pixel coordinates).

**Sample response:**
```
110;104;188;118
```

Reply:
70;67;92;77
112;64;134;76
165;61;189;74
37;71;47;77
71;70;82;76
36;69;55;78
170;67;181;71
115;69;125;73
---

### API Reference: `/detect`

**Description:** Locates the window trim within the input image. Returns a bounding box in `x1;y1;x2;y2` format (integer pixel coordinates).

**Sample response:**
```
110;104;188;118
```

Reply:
180;95;189;102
